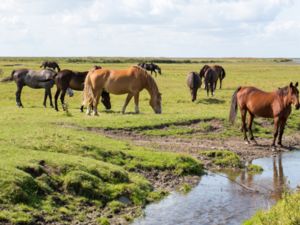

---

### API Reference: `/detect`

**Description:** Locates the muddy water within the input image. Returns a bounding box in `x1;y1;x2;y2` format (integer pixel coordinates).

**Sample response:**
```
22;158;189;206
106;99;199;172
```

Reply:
133;151;300;225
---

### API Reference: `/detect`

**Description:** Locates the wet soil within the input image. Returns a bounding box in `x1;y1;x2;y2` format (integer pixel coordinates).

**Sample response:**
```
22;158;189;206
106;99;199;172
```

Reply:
84;119;300;166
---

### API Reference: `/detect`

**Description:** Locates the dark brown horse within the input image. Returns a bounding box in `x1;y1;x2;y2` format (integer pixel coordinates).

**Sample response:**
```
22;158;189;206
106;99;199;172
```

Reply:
186;72;201;102
1;69;57;107
199;65;218;96
40;61;61;72
229;83;299;147
211;65;226;89
199;65;226;90
54;69;111;112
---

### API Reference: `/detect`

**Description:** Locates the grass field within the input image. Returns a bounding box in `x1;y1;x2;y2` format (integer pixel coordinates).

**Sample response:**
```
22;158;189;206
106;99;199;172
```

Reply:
0;57;299;224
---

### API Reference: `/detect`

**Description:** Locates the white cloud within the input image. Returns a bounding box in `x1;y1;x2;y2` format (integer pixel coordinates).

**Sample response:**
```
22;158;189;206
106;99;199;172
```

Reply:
0;0;299;57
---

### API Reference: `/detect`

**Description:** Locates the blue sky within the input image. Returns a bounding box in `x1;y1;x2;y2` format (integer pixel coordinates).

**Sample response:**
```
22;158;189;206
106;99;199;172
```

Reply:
0;0;299;57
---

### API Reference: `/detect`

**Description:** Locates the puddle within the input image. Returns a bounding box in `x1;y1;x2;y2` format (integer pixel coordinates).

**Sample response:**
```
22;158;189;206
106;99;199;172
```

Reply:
133;151;300;225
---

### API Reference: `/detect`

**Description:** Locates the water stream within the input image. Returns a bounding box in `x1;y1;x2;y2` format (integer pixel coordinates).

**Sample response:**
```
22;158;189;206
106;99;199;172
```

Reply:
133;151;300;225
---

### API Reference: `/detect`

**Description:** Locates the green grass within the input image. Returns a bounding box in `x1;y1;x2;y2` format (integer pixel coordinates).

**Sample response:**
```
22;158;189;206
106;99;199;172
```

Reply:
247;164;264;174
0;57;300;224
200;150;243;168
244;192;300;225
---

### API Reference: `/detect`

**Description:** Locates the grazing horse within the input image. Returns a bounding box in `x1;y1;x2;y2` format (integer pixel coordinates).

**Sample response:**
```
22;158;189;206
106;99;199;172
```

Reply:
40;61;61;72
54;69;111;111
199;65;218;97
229;82;300;147
83;66;162;115
1;69;57;107
138;63;162;77
186;72;201;102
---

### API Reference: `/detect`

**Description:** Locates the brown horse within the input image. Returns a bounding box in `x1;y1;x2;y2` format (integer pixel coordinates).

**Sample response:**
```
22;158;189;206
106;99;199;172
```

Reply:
229;82;299;147
199;65;218;96
199;64;226;90
83;66;162;115
186;72;201;102
54;68;111;112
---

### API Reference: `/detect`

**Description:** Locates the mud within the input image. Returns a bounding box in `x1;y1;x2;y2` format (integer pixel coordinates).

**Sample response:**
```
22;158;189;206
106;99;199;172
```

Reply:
85;122;300;166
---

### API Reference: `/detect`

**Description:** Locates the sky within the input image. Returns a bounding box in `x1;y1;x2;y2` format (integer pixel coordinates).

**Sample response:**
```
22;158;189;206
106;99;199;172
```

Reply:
0;0;300;57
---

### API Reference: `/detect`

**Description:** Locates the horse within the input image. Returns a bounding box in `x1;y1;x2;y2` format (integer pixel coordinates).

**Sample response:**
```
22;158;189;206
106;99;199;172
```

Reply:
54;68;111;112
40;61;61;72
199;65;226;89
199;65;218;96
1;69;57;108
229;82;299;147
186;72;202;102
211;65;226;89
138;63;162;77
83;66;162;116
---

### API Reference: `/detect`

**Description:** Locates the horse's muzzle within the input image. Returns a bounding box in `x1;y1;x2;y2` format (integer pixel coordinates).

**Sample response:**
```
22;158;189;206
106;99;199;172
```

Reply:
296;104;300;110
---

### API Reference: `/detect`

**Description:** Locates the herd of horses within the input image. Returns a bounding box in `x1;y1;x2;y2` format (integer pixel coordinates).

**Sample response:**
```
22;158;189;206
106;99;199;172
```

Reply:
1;60;299;149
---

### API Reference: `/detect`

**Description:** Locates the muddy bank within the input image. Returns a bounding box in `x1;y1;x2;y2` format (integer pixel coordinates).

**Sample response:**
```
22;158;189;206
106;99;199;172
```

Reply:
86;125;300;164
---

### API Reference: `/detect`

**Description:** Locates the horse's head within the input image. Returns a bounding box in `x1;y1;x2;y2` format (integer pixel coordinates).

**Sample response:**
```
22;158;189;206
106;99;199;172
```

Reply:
150;92;162;114
94;65;102;70
289;82;299;109
157;66;162;75
101;91;111;110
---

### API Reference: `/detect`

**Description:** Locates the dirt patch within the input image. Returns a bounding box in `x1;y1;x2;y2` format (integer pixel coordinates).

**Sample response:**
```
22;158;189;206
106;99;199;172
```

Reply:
85;122;300;165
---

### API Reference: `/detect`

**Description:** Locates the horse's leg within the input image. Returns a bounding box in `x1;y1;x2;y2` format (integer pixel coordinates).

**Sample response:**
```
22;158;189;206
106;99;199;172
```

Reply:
16;84;24;108
54;88;61;111
272;117;279;147
48;88;53;108
122;93;133;114
278;117;287;147
248;112;257;144
206;81;209;97
92;90;101;116
43;89;48;107
211;83;214;96
60;90;66;111
134;93;140;114
241;109;249;143
219;78;222;89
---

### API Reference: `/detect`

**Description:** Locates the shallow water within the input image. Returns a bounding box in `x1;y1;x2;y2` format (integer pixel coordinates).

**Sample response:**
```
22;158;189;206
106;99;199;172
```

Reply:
133;151;300;225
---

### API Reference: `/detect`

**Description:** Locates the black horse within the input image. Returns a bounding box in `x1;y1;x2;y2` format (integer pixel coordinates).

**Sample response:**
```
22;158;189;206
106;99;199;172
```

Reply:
55;68;111;112
40;61;61;72
1;69;57;107
138;63;162;77
186;72;201;102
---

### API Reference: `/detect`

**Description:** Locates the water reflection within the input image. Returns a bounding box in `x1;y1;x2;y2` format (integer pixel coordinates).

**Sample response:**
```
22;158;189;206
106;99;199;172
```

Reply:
133;151;300;225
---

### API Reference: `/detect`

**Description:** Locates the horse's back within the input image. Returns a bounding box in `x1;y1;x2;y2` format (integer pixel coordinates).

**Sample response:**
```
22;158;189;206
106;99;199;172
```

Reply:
187;72;200;89
237;87;279;117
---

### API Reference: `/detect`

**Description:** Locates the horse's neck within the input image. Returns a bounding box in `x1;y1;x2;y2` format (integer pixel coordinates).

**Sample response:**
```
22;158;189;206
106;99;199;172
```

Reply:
145;76;158;97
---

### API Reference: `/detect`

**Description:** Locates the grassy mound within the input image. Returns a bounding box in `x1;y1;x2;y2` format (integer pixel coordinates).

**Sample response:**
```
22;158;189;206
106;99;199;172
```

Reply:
200;150;243;168
244;192;300;225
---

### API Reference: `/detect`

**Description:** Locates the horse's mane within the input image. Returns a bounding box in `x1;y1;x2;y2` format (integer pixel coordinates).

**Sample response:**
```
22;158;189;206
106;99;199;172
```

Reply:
132;66;160;95
276;86;289;96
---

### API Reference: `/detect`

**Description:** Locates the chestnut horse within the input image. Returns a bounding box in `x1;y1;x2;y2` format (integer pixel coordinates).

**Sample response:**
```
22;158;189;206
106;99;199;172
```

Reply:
229;82;299;147
54;68;111;112
83;66;162;115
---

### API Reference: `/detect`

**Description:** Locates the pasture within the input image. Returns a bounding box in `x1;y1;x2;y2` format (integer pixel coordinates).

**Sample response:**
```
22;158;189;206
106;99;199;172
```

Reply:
0;57;299;224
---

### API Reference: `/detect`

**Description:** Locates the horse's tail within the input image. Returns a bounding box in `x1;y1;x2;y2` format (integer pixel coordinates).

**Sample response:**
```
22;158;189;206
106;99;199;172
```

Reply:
1;70;15;82
221;67;226;79
56;64;61;72
83;72;94;107
229;87;241;124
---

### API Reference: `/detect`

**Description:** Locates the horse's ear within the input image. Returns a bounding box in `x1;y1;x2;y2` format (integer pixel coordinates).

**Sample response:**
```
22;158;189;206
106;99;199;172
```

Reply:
295;82;298;87
290;82;293;88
